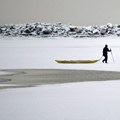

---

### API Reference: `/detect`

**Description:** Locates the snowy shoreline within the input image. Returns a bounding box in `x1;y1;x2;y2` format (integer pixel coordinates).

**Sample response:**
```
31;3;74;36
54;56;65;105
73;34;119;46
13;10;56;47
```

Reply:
0;22;120;37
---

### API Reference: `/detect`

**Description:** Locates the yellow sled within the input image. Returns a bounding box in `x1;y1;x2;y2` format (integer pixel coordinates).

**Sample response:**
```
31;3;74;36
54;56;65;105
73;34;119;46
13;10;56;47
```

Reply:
55;59;99;64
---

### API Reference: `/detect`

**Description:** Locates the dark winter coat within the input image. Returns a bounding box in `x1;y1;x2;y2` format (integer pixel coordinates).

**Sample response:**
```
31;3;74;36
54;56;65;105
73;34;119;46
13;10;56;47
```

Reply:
103;46;111;57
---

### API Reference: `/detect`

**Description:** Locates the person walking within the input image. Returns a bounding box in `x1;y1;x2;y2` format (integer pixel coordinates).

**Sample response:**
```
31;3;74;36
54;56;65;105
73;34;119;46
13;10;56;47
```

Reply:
102;44;111;63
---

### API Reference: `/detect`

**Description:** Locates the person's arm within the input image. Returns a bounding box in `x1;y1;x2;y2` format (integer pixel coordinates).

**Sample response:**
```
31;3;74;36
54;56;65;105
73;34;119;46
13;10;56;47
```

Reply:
108;48;111;52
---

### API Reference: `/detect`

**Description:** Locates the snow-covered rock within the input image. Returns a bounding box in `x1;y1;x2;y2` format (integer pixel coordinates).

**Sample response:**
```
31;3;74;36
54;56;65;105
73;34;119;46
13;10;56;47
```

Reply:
0;23;120;37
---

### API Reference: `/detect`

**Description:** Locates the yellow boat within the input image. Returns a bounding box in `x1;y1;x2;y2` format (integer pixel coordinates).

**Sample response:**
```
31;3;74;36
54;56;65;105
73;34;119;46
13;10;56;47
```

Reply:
55;59;99;64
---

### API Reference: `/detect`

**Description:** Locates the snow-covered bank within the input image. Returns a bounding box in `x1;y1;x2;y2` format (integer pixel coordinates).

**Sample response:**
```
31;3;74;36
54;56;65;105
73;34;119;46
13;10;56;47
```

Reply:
0;80;120;120
0;22;120;37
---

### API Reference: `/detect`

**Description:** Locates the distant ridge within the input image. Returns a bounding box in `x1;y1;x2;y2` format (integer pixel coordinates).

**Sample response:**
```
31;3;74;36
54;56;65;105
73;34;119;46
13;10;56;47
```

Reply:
0;22;120;37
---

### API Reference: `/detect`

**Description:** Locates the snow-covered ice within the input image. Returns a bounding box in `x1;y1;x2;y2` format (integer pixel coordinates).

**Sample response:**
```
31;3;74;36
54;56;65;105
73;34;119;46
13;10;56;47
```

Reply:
0;81;120;120
0;36;120;71
0;36;120;120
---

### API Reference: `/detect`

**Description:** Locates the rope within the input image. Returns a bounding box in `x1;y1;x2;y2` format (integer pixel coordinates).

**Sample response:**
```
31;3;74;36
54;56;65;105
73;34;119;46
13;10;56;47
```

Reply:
98;56;103;61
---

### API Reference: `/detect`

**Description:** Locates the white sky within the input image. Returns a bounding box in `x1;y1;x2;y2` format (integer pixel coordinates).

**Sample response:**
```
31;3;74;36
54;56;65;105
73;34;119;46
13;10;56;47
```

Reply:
0;0;120;25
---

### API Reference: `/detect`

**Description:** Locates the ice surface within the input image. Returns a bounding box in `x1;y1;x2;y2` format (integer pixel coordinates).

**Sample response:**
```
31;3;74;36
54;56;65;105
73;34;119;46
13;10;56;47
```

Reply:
0;36;120;120
0;80;120;120
0;36;120;71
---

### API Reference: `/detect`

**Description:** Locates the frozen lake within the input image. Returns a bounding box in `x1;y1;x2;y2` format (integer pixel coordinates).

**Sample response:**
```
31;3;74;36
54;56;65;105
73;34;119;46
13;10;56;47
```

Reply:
0;36;120;71
0;36;120;120
1;80;120;120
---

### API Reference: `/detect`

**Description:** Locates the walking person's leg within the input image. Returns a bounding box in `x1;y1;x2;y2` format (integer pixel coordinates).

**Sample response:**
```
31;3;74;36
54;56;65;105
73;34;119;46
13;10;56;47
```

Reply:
102;56;105;63
102;58;105;63
105;55;108;63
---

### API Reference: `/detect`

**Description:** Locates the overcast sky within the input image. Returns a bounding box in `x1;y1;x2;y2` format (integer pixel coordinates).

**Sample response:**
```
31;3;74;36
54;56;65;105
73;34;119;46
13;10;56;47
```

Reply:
0;0;119;26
